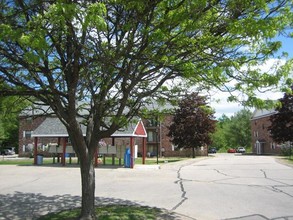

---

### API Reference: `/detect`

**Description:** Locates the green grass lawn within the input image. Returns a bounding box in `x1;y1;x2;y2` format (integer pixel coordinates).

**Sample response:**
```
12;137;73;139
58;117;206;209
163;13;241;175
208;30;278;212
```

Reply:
0;156;187;166
135;157;186;165
38;205;162;220
0;157;43;165
280;156;293;165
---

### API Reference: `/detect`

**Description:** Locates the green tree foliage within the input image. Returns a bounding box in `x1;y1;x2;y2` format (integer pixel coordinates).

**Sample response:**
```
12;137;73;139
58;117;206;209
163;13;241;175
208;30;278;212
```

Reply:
0;96;28;149
211;110;252;149
210;114;231;149
227;109;253;148
0;1;292;219
168;93;216;158
269;87;293;143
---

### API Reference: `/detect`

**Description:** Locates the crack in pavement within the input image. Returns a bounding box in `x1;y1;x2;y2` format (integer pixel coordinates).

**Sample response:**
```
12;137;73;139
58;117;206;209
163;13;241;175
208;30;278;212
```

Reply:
213;169;293;199
213;168;240;180
260;169;293;198
172;165;188;211
214;168;231;177
170;159;293;215
169;159;206;212
260;169;292;186
260;169;267;178
257;184;293;201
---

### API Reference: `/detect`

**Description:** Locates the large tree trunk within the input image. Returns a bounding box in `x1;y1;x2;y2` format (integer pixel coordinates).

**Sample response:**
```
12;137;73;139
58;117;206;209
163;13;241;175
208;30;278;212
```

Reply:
192;147;195;158
66;118;98;219
79;153;96;220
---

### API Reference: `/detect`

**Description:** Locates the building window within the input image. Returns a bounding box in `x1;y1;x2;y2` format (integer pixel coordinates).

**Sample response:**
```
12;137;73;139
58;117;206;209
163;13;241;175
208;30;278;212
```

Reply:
254;131;259;137
23;131;32;139
147;119;158;127
147;131;158;142
254;131;258;137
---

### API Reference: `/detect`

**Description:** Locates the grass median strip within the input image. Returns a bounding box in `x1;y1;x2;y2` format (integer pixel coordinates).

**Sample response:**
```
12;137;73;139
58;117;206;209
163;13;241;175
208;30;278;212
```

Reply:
38;205;162;220
0;157;187;166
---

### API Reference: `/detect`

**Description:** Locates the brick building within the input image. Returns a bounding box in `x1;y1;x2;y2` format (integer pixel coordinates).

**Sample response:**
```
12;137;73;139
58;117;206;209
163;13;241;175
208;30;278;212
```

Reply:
18;105;208;158
19;112;46;157
250;108;283;155
142;115;206;157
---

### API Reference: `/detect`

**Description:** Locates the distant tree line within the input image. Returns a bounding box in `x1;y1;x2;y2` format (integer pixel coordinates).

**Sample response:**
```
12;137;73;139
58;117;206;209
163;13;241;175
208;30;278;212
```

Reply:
0;96;28;150
210;109;253;151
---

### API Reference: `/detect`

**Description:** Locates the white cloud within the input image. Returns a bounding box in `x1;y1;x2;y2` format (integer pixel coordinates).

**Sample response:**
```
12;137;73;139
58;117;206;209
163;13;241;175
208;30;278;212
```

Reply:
211;100;243;118
162;57;288;118
208;58;287;118
209;90;283;119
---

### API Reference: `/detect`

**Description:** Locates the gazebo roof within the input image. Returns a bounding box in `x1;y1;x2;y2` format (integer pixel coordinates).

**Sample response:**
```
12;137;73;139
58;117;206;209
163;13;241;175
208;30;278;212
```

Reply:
32;117;147;138
32;117;86;137
111;120;147;137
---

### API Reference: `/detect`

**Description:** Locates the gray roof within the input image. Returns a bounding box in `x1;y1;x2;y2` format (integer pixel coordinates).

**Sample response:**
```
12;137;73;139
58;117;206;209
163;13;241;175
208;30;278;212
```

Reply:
20;102;89;117
32;117;147;138
21;100;175;117
32;117;87;137
141;101;176;112
251;108;277;120
111;120;147;137
20;105;53;117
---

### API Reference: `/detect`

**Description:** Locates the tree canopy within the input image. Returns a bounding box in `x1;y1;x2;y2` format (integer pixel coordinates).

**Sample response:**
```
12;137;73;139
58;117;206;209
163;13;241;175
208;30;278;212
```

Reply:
211;109;253;150
0;97;24;148
230;109;253;148
210;114;231;149
0;0;292;219
269;87;293;143
168;93;216;157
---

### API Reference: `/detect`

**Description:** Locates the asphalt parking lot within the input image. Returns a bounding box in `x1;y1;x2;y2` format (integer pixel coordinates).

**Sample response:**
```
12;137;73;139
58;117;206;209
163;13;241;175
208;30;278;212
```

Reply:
0;154;293;220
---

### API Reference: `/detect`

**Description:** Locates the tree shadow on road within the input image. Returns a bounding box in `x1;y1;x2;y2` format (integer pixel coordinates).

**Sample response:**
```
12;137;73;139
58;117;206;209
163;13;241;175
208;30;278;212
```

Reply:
0;192;190;220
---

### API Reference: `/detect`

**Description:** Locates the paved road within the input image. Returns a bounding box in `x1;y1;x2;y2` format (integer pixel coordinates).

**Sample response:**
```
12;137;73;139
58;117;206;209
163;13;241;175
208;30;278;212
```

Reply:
0;154;293;220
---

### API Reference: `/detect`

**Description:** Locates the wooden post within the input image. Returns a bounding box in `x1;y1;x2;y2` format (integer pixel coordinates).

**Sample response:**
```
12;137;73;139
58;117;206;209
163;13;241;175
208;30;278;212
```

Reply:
57;137;61;163
34;137;38;165
130;137;134;168
142;137;146;165
112;137;115;165
62;137;67;166
103;155;106;165
112;154;115;165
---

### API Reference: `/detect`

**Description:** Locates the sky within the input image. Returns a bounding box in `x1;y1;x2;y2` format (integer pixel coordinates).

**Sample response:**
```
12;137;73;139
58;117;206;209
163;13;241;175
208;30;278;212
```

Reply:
210;35;293;119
